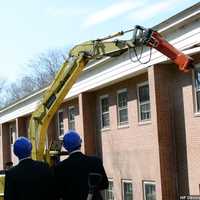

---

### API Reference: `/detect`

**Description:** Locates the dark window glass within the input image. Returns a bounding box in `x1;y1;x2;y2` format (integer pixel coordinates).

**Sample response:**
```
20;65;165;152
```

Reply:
138;84;151;121
118;91;128;125
144;183;156;200
58;111;64;136
195;69;200;112
68;107;75;130
105;180;114;200
123;182;133;200
101;96;110;128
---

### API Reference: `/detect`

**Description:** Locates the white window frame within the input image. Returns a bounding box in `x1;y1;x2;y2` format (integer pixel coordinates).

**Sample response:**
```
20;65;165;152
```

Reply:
105;178;115;200
143;181;156;200
9;124;16;145
117;89;129;127
137;82;151;122
57;109;64;136
100;95;110;130
193;64;200;115
122;179;133;200
68;106;76;130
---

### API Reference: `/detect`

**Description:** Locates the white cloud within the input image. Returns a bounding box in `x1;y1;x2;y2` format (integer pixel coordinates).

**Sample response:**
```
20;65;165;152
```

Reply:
82;0;144;28
47;7;88;17
128;0;182;21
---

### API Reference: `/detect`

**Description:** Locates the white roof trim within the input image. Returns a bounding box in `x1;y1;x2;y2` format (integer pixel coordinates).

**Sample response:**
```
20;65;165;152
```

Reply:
0;6;200;123
158;9;200;33
0;87;46;113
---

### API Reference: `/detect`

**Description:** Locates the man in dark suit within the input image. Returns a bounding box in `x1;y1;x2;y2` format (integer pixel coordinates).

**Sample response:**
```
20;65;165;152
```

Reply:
54;130;108;200
4;137;54;200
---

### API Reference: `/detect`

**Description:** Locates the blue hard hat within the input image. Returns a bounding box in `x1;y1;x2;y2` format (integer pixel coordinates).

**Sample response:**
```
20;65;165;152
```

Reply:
13;137;32;159
63;130;82;152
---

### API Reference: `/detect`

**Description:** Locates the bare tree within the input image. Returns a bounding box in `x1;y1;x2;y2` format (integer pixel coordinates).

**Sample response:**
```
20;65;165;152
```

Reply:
1;48;67;108
0;79;6;108
28;49;66;88
0;79;5;93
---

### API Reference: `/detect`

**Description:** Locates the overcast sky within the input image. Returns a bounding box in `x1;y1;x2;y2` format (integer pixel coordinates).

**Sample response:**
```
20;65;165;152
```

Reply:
0;0;198;82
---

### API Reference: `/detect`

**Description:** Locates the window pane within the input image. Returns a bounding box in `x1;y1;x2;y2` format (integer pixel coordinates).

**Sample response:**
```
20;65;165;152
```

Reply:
123;182;133;200
139;85;149;102
195;69;200;90
68;107;75;130
58;111;64;136
105;181;114;200
10;127;13;144
69;121;75;130
102;113;110;127
195;69;200;112
138;84;151;121
118;91;128;108
140;103;151;121
197;91;200;112
101;96;110;128
68;107;75;121
119;109;128;123
102;98;109;112
118;91;128;124
144;183;156;200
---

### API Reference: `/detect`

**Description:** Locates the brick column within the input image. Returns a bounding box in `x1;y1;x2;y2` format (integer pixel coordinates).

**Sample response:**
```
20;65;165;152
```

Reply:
78;92;97;155
0;125;3;169
2;123;11;169
148;66;163;200
153;64;179;200
16;117;29;137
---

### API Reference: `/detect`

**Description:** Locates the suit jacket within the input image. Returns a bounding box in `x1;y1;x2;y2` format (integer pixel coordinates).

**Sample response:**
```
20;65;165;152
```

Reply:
54;152;108;200
4;158;54;200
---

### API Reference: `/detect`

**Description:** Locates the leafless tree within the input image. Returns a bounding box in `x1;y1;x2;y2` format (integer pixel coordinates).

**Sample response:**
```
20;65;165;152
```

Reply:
27;49;67;89
0;80;5;93
0;79;6;108
1;48;67;108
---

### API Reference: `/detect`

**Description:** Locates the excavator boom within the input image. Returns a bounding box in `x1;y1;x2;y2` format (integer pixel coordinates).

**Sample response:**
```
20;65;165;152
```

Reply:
29;25;193;161
0;25;194;200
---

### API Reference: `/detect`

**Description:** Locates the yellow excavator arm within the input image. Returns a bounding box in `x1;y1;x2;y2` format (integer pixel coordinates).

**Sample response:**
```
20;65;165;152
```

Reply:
0;25;193;199
28;25;193;162
29;32;136;161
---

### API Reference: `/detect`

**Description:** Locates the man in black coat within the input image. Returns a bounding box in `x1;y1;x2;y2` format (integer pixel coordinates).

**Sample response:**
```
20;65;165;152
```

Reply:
54;130;108;200
4;137;54;200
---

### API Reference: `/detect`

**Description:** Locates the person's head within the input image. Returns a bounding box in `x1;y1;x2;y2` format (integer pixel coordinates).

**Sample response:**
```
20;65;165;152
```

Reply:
63;130;82;153
13;137;32;160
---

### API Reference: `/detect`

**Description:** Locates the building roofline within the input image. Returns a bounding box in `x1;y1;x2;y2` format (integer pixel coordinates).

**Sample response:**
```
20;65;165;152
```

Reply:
0;3;199;114
153;2;200;33
0;87;47;113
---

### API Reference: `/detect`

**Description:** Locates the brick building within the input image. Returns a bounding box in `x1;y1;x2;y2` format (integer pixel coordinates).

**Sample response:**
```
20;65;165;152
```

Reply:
0;3;200;200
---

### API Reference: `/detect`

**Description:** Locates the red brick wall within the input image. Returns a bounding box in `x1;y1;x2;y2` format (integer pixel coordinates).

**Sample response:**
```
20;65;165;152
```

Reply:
2;123;11;168
153;64;178;200
177;54;200;195
95;72;162;200
78;93;97;155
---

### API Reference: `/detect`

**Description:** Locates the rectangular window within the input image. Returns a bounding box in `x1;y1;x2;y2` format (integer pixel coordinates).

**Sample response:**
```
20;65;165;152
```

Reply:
122;180;133;200
68;106;75;130
9;125;16;145
58;110;64;136
105;179;114;200
100;95;110;129
143;181;156;200
138;83;151;121
117;89;128;126
194;67;200;112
